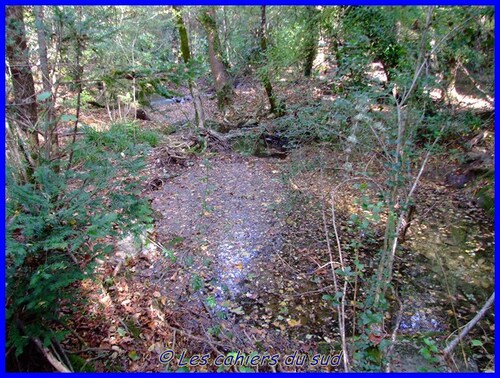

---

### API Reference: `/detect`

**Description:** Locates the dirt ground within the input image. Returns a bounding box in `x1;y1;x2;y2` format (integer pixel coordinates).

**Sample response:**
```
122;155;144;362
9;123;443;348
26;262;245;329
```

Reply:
55;67;494;372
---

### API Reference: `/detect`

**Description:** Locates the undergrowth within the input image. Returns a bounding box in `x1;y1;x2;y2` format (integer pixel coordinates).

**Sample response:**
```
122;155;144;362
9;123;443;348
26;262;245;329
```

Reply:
6;121;157;366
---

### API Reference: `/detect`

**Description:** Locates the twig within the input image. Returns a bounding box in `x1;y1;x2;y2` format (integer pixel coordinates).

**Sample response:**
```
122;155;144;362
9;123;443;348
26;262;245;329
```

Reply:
112;260;123;277
79;355;106;372
319;152;349;372
200;324;223;356
329;190;350;371
384;286;404;372
48;339;73;374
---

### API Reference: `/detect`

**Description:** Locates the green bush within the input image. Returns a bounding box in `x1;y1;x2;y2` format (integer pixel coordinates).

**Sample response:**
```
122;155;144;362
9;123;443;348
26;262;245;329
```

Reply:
6;126;154;358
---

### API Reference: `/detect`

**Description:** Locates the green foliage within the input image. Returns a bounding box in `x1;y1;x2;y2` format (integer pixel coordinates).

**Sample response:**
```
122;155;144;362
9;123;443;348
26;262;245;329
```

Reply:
215;7;261;73
476;181;494;216
418;337;441;366
231;134;260;156
64;89;94;109
435;7;493;72
274;103;334;146
68;354;96;372
82;121;162;151
191;274;203;291
6;123;154;357
345;7;407;79
352;334;383;371
274;91;386;150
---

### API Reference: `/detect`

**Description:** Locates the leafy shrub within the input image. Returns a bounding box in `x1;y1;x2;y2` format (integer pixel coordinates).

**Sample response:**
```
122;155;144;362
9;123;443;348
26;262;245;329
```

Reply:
274;103;337;146
6;126;154;358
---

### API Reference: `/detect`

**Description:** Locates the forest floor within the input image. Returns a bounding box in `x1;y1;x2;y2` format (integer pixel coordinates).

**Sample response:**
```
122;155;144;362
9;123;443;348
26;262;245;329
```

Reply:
62;72;494;372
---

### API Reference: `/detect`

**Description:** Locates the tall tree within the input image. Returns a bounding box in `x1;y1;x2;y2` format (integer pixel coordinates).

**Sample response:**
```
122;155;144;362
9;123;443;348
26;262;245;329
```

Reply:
259;6;285;116
66;6;85;171
173;6;205;129
199;7;233;112
6;6;39;151
33;6;58;159
303;6;321;77
344;7;404;83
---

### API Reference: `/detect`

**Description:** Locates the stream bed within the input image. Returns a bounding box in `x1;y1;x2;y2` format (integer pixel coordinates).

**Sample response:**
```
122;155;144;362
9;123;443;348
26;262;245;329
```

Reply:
147;153;493;371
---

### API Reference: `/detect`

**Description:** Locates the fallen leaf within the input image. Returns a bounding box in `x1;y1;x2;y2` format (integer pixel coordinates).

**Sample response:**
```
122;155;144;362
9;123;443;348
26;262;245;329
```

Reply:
368;333;384;346
287;319;302;327
230;306;245;315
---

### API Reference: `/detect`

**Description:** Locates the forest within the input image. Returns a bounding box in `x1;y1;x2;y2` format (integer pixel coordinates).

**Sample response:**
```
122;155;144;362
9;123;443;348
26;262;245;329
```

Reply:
5;5;494;372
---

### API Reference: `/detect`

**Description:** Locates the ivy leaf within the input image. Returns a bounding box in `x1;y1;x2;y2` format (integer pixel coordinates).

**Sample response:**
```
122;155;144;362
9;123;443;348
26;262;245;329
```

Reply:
471;339;483;347
420;347;431;359
191;275;203;291
206;295;216;308
36;91;51;102
128;350;140;361
354;260;365;270
61;114;78;122
322;294;334;301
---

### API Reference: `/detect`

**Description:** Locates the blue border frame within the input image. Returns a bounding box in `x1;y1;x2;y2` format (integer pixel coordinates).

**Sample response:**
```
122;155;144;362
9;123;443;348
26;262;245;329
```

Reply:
0;1;498;5
1;1;497;376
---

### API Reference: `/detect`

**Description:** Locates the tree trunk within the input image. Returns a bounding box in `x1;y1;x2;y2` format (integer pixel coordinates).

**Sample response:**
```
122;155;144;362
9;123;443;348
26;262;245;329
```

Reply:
222;7;231;68
34;6;58;160
173;6;205;129
6;121;29;184
303;6;321;77
259;6;285;116
200;7;232;111
6;6;39;151
66;6;84;172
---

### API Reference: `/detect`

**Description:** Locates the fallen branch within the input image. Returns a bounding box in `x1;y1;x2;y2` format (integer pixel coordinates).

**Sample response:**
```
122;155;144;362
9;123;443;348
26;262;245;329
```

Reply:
457;61;493;104
442;292;494;357
32;337;72;373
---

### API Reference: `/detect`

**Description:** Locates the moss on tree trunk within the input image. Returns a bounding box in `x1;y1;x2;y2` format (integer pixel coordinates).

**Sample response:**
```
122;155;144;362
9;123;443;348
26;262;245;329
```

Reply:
303;6;320;77
259;6;285;116
173;6;205;129
200;7;233;111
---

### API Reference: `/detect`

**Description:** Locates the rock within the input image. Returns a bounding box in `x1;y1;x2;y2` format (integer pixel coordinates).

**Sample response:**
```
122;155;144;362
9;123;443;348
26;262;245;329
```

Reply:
135;108;150;120
242;119;258;128
444;171;473;188
464;148;489;163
